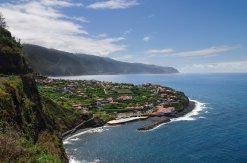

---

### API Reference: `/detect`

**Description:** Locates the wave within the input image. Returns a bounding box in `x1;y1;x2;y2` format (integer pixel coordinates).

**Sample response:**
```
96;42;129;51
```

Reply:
142;100;208;131
69;157;80;163
69;157;100;163
171;100;207;122
63;126;109;145
65;100;208;162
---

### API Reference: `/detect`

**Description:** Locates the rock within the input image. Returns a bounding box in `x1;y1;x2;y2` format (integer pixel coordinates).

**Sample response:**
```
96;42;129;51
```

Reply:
137;117;170;131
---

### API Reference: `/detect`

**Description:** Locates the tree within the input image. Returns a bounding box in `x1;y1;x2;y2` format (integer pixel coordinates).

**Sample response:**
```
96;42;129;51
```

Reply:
0;12;7;29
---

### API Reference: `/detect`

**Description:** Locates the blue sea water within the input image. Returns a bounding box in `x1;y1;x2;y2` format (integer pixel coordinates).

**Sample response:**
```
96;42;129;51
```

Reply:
60;73;247;163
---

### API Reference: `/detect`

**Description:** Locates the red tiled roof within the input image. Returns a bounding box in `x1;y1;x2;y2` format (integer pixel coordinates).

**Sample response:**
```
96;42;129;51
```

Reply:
156;106;175;113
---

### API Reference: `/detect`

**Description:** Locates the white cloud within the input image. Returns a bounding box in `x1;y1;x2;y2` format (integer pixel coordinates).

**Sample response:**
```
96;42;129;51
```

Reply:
175;45;240;57
87;0;139;9
143;36;151;42
147;45;240;57
147;48;174;55
69;16;89;23
112;55;133;61
0;0;127;56
38;0;83;7
181;60;247;73
96;33;108;38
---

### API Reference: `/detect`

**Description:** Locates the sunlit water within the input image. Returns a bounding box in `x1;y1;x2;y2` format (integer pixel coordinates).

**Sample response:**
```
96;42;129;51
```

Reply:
54;73;247;163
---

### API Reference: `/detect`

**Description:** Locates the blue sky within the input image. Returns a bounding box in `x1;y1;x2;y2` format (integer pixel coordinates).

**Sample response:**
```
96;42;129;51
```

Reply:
1;0;247;72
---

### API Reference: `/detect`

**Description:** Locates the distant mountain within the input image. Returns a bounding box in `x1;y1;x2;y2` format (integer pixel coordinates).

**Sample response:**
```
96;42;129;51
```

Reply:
22;44;179;76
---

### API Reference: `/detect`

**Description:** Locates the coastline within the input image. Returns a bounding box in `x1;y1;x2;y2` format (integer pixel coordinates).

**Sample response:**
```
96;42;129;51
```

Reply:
137;101;196;131
175;101;196;118
63;100;196;142
63;100;197;162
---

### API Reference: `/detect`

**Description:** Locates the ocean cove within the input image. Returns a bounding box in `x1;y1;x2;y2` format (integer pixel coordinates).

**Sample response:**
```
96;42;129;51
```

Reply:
62;73;247;163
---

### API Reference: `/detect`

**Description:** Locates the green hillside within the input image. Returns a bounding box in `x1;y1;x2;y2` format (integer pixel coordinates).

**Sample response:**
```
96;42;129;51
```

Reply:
0;22;89;162
23;44;179;76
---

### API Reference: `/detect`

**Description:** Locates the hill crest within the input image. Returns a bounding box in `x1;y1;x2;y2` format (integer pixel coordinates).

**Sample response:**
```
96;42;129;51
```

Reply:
22;44;179;76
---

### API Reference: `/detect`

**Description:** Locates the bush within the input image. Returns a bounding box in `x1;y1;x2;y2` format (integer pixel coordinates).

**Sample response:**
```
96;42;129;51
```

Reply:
0;131;22;162
37;154;61;163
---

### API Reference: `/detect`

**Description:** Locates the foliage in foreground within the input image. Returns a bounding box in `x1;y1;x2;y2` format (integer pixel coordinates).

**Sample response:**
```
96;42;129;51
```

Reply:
0;75;90;162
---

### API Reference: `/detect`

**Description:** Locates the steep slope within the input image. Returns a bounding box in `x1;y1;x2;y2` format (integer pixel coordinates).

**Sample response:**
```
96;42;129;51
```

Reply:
0;27;89;162
0;28;31;74
22;44;179;76
22;44;84;76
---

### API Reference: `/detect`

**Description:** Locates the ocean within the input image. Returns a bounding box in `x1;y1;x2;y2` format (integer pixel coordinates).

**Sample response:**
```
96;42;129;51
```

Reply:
58;73;247;163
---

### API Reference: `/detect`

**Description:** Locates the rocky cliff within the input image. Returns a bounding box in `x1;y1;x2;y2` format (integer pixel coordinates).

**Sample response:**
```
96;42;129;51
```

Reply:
0;27;88;162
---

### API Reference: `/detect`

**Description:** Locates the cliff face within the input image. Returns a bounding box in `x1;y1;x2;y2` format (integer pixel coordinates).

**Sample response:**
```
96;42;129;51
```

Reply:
0;27;87;162
0;75;67;162
0;75;49;140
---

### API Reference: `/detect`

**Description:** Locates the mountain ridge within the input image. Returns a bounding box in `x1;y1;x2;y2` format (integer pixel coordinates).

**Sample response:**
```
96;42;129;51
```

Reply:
22;44;179;76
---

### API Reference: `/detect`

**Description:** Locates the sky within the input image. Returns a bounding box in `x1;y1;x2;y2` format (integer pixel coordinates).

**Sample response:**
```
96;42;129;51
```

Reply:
0;0;247;73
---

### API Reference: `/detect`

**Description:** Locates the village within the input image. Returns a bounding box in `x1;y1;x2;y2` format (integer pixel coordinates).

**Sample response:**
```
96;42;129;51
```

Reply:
36;77;189;124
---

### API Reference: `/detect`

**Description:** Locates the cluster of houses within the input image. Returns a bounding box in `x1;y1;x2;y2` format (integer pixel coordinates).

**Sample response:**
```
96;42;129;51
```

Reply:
117;96;133;101
151;106;176;116
37;78;188;117
72;104;89;113
95;96;133;107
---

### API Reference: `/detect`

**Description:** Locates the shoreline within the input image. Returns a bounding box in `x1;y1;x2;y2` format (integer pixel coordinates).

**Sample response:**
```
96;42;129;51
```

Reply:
138;101;196;131
63;101;196;142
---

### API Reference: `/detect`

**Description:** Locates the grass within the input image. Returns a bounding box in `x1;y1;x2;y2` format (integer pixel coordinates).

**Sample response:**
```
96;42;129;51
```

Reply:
0;126;61;163
0;76;87;162
93;111;115;122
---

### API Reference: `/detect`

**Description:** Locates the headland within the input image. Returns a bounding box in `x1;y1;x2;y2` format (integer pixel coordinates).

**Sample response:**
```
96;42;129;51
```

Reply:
36;76;195;134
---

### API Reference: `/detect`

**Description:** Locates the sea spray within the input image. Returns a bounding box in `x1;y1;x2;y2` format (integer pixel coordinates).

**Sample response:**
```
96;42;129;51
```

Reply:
63;126;109;145
171;100;207;122
141;100;207;132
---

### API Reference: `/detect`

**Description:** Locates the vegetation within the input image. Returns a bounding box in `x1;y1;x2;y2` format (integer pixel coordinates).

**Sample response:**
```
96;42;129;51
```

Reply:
0;13;188;162
0;14;88;162
0;75;70;162
37;77;189;120
22;44;178;76
0;13;7;29
0;14;30;75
